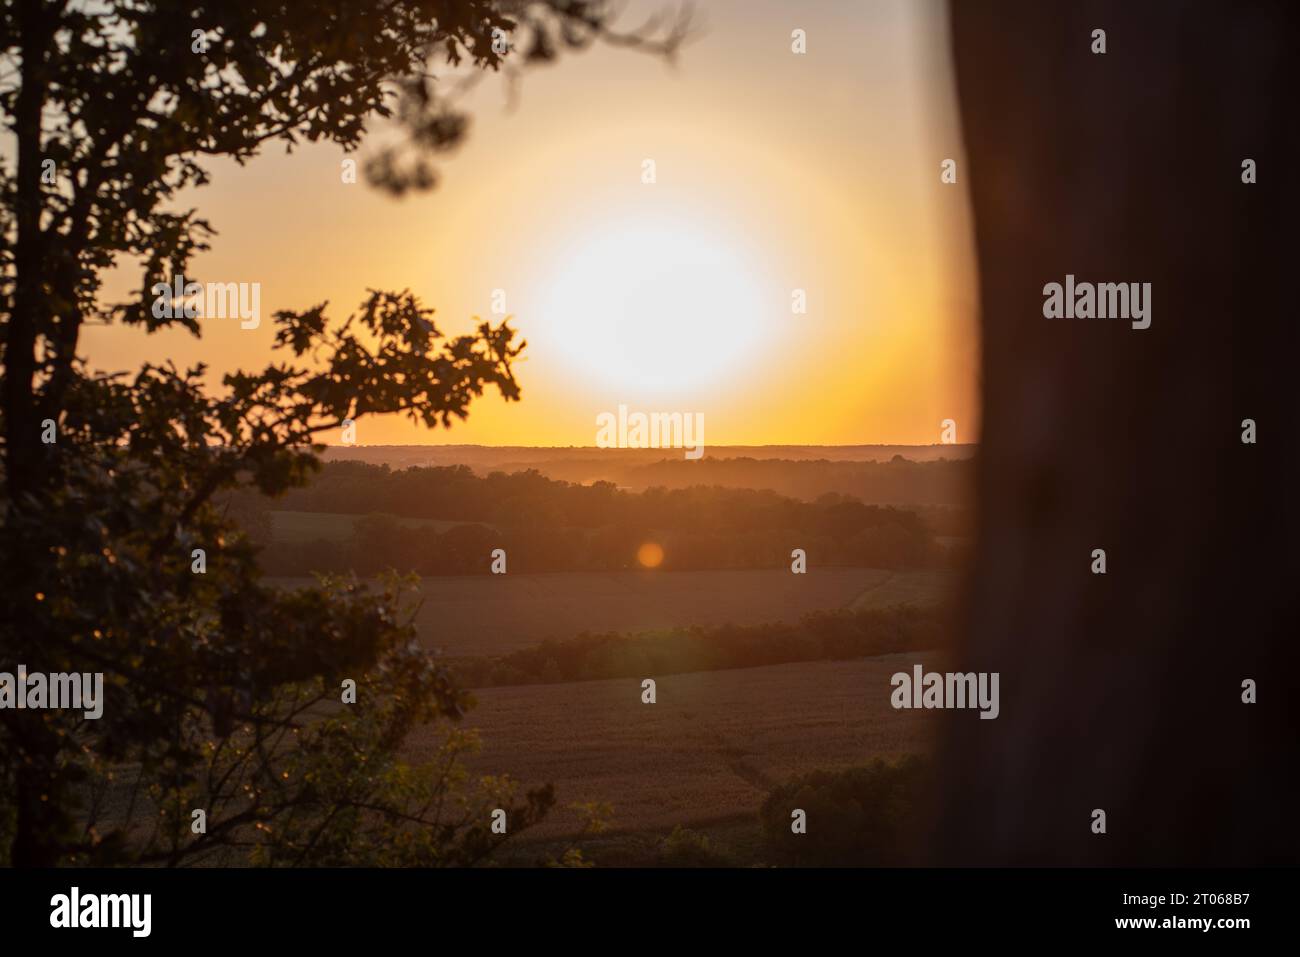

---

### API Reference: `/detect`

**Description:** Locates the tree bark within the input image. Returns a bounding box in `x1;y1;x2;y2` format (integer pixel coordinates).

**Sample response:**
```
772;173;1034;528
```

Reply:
4;0;55;501
3;0;62;868
935;0;1300;865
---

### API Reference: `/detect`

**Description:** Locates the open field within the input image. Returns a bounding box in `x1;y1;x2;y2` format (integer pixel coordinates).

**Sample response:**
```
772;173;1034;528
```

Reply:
269;509;477;543
845;569;957;610
404;652;942;840
267;568;955;657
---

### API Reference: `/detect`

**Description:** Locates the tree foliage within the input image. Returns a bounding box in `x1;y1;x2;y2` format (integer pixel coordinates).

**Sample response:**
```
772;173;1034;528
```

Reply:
243;462;948;576
0;0;687;866
760;757;931;867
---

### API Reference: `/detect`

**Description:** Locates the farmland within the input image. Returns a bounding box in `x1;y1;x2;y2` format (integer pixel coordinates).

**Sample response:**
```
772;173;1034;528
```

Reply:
266;566;955;657
402;652;944;842
258;483;959;862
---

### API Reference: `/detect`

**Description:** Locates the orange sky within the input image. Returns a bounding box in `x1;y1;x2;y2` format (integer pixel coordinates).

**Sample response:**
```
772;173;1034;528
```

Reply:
86;0;980;448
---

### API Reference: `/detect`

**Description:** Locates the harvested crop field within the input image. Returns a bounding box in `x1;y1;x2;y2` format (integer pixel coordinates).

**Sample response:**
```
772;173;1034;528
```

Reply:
402;652;943;839
268;568;954;657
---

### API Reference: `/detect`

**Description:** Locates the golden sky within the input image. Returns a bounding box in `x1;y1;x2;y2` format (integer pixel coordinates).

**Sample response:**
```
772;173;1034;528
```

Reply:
87;0;979;447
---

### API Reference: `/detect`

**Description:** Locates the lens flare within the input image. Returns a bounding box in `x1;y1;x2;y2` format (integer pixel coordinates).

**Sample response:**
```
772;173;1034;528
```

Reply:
636;542;665;569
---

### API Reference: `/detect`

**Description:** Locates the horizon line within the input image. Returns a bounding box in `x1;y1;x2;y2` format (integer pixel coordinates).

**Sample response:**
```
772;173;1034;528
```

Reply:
318;442;980;450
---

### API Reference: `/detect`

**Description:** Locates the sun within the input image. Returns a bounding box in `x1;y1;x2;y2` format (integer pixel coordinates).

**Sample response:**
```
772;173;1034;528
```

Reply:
534;215;776;398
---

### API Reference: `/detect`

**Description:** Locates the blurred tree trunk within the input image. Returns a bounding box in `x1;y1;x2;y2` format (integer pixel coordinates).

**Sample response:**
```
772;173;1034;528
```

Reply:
935;0;1300;864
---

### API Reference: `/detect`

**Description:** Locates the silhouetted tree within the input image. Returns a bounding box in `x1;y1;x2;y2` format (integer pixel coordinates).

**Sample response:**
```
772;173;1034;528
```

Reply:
937;0;1299;864
0;0;686;866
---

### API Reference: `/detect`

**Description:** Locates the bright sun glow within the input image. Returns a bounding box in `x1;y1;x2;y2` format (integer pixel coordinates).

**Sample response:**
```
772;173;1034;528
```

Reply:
535;217;776;397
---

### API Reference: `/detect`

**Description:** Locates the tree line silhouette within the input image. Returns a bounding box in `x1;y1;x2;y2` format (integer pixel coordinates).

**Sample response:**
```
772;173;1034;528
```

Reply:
615;454;971;505
232;462;958;575
447;603;950;688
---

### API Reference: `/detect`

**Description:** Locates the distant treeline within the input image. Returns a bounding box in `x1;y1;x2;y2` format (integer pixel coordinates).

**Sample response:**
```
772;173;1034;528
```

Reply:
233;462;959;576
263;459;966;522
591;455;971;506
445;603;949;688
